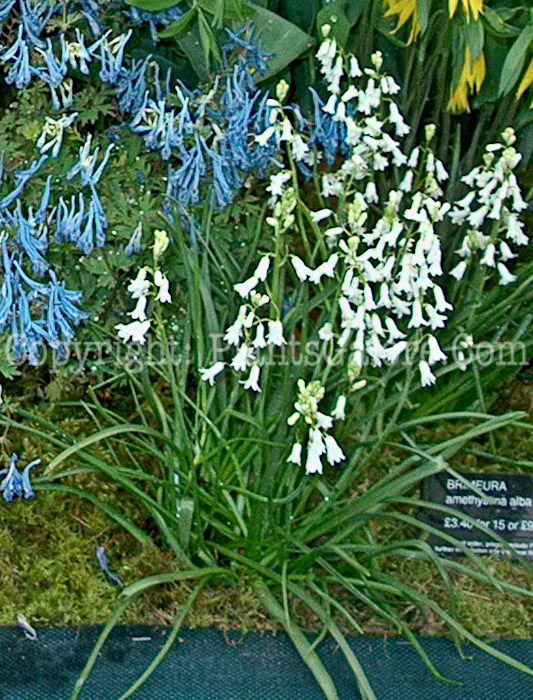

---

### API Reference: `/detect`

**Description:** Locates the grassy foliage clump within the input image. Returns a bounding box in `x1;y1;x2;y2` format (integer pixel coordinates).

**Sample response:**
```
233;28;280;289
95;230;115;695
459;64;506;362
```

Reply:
1;410;530;639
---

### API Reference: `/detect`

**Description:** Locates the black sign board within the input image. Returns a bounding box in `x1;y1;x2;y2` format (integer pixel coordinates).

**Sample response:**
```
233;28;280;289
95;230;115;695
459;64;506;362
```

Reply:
421;472;533;559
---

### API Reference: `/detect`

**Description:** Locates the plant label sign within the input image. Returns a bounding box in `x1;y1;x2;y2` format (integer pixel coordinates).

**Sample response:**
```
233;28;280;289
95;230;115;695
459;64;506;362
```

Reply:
421;472;533;559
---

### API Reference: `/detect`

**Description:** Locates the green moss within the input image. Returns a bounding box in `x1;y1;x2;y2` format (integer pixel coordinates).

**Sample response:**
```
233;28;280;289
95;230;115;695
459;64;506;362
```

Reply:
0;392;531;639
383;558;532;639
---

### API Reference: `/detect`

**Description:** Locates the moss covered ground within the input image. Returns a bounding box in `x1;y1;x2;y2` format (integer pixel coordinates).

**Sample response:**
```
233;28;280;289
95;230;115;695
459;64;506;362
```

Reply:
0;382;531;639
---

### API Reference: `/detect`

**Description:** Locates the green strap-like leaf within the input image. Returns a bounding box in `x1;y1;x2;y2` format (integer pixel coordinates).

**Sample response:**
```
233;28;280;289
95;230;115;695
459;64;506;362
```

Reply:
158;7;198;39
499;21;533;96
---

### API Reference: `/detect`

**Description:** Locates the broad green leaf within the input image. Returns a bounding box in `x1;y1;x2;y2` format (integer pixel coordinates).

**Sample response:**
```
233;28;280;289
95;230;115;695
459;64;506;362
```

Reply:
197;8;221;69
198;9;213;70
498;21;533;96
345;0;366;25
177;24;211;81
252;5;315;82
277;0;319;33
158;7;197;38
450;23;466;88
197;0;253;21
464;18;484;62
473;34;507;107
126;0;185;10
316;0;351;47
483;7;522;39
416;0;429;35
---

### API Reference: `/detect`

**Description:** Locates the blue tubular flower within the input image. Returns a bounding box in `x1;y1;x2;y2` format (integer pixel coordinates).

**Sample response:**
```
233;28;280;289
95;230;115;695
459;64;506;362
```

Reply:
125;221;142;256
15;201;49;275
35;175;51;225
91;144;114;186
77;202;95;254
223;24;274;77
47;269;89;347
1;27;32;89
18;263;87;359
12;286;46;365
167;134;206;207
307;89;347;167
174;97;194;148
0;454;23;503
116;56;150;113
126;5;184;42
221;68;255;171
54;196;68;244
95;546;124;588
55;194;84;245
1;242;88;363
92;30;132;85
0;241;14;332
33;38;67;88
0;154;48;209
46;275;70;347
67;135;114;187
0;454;40;504
130;96;168;152
248;93;279;176
21;459;40;499
19;0;55;48
61;28;92;74
89;185;107;247
12;257;49;295
78;0;102;37
0;0;16;24
212;150;238;208
76;186;106;254
66;133;93;183
5;261;44;363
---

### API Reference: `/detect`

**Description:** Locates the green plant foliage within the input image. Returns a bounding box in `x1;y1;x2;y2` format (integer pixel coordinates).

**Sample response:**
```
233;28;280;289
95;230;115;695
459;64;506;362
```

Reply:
0;3;532;698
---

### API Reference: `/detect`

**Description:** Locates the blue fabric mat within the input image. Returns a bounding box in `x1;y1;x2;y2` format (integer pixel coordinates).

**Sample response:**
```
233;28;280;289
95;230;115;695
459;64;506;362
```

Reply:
0;626;530;699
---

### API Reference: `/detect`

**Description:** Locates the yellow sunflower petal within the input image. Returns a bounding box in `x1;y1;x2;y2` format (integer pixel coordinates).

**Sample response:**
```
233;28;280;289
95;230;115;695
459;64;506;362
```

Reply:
448;83;471;113
469;0;484;22
516;57;533;101
383;0;420;43
472;52;486;92
449;0;460;18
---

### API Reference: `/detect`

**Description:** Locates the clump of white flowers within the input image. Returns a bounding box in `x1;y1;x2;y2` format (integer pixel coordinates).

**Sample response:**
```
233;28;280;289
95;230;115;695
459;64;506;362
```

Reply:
199;31;528;475
199;187;298;391
287;380;345;475
116;229;172;344
449;127;529;286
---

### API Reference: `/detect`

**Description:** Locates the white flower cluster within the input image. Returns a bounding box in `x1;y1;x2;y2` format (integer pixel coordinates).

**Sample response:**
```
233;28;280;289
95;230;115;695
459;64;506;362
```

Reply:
449;127;529;286
200;33;529;475
256;80;313;169
200;186;300;391
116;229;172;344
259;38;453;388
287;380;346;475
200;253;287;392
